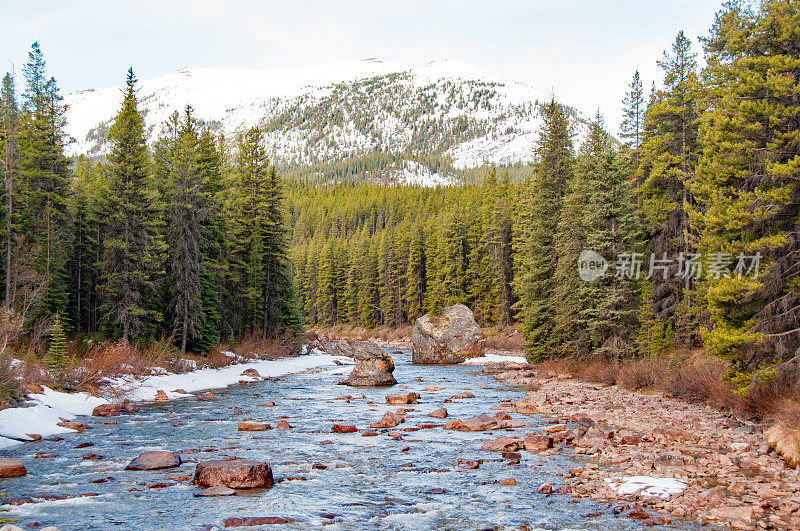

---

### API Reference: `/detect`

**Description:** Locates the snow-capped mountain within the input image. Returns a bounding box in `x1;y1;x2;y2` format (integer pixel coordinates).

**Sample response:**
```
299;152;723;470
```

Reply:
65;58;586;184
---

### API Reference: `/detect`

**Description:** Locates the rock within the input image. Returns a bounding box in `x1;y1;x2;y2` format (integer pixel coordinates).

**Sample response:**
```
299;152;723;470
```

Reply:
275;420;292;429
481;361;531;374
537;482;554;495
56;421;90;432
92;400;139;417
336;341;397;387
238;422;269;431
444;413;511;432
0;458;26;478
193;460;274;489
386;392;420;405
410;304;486;364
523;433;553;452
155;390;169;402
428;408;448;419
361;430;379;437
618;434;641;446
222;517;289;527
82;453;103;460
544;423;566;434
331;424;358;434
241;368;260;378
125;451;182;471
75;442;95;448
370;411;403;429
312;463;327;470
425;488;447;494
424;386;443;391
498;478;517;486
195;485;236;497
481;436;522;452
450;392;475;399
627;508;651;520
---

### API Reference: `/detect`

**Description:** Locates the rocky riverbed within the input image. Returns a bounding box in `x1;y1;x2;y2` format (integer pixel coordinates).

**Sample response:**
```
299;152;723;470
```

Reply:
492;362;800;529
2;347;793;529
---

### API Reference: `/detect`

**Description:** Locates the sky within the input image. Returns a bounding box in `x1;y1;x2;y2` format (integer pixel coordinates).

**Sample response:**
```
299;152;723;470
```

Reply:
2;0;724;132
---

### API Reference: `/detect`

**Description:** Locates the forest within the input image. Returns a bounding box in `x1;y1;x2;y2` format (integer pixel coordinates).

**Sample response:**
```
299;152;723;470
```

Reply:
0;0;798;382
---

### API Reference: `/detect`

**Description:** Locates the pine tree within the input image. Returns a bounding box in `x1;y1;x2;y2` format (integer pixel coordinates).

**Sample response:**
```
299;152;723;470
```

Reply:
17;42;72;322
692;0;800;366
513;98;574;360
165;107;206;354
0;73;19;308
620;70;645;150
635;31;701;350
102;68;164;341
46;312;67;374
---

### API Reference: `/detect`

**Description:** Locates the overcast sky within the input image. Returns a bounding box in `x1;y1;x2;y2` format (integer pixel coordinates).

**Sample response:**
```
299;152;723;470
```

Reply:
2;0;723;132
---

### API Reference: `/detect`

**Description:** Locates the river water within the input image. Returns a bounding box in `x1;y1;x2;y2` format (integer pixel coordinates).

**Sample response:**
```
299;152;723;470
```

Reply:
0;351;688;530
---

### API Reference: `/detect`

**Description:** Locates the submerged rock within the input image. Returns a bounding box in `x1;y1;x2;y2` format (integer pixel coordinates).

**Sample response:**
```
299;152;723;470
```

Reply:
92;400;139;417
411;304;485;364
193;459;274;489
386;392;420;405
195;485;236;497
222;517;290;527
0;458;26;478
125;451;182;471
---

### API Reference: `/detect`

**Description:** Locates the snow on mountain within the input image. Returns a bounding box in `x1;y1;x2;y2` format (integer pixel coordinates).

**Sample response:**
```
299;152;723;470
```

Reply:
65;58;583;183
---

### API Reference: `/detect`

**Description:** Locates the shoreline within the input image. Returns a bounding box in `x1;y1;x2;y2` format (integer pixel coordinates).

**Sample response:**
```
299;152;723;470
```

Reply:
492;364;800;529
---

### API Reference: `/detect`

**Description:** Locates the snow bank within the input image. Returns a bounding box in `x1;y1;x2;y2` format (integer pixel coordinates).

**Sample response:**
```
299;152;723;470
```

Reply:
0;386;108;445
462;353;528;366
0;350;344;450
107;351;344;402
604;476;686;498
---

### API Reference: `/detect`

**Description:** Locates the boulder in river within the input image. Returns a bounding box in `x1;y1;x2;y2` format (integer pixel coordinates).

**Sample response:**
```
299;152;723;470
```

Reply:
411;304;485;364
222;517;290;527
386;392;420;405
324;340;396;387
92;400;140;417
125;451;182;471
0;458;26;478
370;411;404;429
193;459;274;489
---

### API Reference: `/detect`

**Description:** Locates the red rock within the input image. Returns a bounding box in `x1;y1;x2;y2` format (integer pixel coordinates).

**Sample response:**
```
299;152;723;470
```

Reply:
172;389;187;394
26;433;42;441
450;392;475;399
618;434;641;445
0;458;26;478
523;433;553;452
320;440;334;444
241;368;260;378
92;401;139;417
56;421;90;432
331;424;357;434
386;392;420;405
34;453;56;458
125;451;182;471
312;463;327;470
481;436;522;452
428;408;448;419
238;422;269;431
498;478;517;485
145;480;176;488
361;430;379;437
458;460;480;470
223;517;290;527
537;482;554;495
155;390;169;402
424;386;443;391
193;460;274;489
82;453;104;460
260;402;275;407
275;420;292;429
627;508;651;520
370;411;403;429
76;442;95;448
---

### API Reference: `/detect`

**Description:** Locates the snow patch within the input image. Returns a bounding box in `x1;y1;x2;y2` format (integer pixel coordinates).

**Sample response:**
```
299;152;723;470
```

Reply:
462;353;528;365
603;476;687;499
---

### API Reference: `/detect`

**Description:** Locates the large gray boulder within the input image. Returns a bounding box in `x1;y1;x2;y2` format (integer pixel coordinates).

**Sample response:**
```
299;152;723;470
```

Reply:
411;304;485;364
321;340;396;387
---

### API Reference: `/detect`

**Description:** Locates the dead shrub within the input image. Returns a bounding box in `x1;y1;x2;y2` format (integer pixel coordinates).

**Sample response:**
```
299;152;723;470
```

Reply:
578;361;619;385
617;357;669;390
660;360;734;407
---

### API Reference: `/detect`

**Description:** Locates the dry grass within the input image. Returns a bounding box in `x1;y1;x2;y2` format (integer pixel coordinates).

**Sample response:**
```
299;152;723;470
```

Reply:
483;326;524;352
617;357;670;390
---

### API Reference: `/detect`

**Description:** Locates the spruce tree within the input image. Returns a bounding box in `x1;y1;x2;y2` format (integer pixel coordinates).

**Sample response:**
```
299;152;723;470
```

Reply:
620;70;645;150
102;68;164;341
692;0;800;366
635;31;701;350
17;42;72;322
513;98;574;360
1;73;19;308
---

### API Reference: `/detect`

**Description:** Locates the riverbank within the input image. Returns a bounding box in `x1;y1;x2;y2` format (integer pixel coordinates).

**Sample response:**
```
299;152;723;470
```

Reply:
491;363;800;529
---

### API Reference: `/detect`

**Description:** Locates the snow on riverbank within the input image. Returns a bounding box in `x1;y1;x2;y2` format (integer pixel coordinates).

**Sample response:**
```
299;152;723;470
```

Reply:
462;352;527;365
603;476;687;499
0;350;345;450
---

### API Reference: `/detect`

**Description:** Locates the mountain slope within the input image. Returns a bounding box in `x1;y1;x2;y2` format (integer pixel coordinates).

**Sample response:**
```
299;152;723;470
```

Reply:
65;58;587;183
